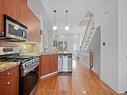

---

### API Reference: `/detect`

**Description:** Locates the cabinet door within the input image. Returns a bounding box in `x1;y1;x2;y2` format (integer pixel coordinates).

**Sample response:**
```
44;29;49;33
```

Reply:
0;0;3;34
0;13;4;35
50;54;58;73
3;0;23;21
0;0;3;13
55;54;58;71
19;0;28;26
27;8;41;43
0;66;19;95
0;70;6;95
45;55;51;74
50;55;54;73
9;66;19;95
3;0;15;18
40;55;49;76
39;55;45;76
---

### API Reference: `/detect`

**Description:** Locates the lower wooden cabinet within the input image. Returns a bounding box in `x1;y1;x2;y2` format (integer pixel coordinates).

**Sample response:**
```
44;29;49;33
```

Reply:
50;54;58;73
0;66;19;95
39;54;58;77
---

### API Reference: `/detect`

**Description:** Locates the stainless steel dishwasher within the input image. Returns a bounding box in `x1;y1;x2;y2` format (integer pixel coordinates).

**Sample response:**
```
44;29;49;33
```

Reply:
58;53;72;72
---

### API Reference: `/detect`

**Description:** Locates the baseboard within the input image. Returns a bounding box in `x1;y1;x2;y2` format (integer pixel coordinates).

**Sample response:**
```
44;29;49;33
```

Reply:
90;69;118;94
40;71;58;79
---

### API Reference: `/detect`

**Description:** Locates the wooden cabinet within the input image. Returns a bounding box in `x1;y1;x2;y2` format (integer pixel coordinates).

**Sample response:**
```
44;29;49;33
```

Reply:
3;0;27;22
27;8;41;43
0;0;3;13
39;54;58;77
0;66;19;95
50;54;58;73
0;0;3;35
0;0;41;43
19;3;28;26
3;0;19;20
0;13;4;35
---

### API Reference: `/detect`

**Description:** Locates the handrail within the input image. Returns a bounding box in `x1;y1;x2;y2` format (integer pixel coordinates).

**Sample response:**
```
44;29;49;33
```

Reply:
80;14;92;51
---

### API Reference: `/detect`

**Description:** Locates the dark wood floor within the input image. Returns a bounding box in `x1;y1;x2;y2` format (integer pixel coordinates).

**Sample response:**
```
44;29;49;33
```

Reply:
35;60;118;95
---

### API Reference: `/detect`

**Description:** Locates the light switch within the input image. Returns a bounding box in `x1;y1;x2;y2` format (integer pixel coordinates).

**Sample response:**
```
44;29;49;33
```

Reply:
103;42;106;46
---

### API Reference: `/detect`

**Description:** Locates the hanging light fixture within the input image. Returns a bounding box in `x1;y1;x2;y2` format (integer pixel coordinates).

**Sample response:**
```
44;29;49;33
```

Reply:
52;10;58;30
65;10;69;31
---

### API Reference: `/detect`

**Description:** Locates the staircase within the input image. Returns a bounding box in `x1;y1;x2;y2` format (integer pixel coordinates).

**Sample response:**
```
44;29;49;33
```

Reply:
80;12;96;53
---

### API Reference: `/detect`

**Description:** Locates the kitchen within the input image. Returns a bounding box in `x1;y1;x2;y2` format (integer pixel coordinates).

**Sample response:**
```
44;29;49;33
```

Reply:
0;0;73;95
0;0;127;95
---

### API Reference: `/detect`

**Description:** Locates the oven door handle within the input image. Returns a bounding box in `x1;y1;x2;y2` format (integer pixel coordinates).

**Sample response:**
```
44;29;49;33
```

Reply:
21;63;39;77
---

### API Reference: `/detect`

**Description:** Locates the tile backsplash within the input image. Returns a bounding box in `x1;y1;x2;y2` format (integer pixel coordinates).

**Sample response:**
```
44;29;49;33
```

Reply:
0;40;39;54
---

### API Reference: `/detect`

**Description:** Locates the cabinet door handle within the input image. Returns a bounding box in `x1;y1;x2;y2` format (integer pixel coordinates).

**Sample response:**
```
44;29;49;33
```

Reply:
5;72;10;76
5;82;10;85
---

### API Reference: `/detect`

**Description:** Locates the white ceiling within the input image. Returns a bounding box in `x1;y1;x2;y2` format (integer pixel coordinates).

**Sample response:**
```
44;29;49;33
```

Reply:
28;0;108;33
43;0;106;25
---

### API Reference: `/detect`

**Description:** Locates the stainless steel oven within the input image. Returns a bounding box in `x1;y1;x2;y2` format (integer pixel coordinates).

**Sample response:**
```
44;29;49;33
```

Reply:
19;57;39;95
20;65;39;95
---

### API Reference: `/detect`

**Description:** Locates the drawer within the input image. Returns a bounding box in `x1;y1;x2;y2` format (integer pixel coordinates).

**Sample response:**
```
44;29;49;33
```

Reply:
0;66;19;95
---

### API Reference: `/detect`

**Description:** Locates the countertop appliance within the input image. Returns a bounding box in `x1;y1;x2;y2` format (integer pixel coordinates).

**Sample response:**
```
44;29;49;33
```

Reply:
0;15;28;41
58;53;72;72
0;47;39;95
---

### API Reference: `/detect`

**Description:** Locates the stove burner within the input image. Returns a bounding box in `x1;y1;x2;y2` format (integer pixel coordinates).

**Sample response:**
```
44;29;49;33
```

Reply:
0;55;39;70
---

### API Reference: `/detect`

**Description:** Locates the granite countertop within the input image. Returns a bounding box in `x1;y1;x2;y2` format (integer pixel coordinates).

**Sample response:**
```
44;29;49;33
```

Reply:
0;62;20;72
20;52;72;57
20;52;59;56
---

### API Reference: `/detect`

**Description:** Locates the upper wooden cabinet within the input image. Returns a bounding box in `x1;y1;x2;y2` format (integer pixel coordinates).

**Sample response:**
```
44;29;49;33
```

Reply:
3;0;27;22
0;0;41;43
0;1;4;34
3;0;18;20
0;13;4;35
0;0;3;13
27;8;41;43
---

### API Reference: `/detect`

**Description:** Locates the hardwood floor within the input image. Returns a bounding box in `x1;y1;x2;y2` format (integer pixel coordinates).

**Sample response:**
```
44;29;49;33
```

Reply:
35;60;118;95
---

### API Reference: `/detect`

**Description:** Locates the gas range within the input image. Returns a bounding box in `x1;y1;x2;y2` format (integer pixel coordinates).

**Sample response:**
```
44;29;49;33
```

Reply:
0;47;39;95
0;55;39;75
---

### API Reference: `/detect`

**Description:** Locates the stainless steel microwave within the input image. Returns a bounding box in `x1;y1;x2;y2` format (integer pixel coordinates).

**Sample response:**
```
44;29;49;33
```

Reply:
0;15;28;41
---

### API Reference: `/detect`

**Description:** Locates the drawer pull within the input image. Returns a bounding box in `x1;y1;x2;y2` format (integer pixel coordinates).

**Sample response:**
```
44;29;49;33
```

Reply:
5;82;10;85
5;73;10;76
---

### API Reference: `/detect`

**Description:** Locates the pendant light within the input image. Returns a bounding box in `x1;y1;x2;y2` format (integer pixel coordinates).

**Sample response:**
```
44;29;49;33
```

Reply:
65;10;69;31
52;10;58;30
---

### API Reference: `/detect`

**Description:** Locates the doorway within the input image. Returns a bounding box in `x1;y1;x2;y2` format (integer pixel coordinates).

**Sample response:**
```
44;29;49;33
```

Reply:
88;26;101;76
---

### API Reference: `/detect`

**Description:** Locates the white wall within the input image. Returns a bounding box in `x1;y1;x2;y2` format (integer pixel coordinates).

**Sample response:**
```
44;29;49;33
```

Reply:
80;0;119;92
89;27;101;75
118;0;127;93
94;0;118;92
54;33;80;52
80;27;101;76
42;28;54;52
